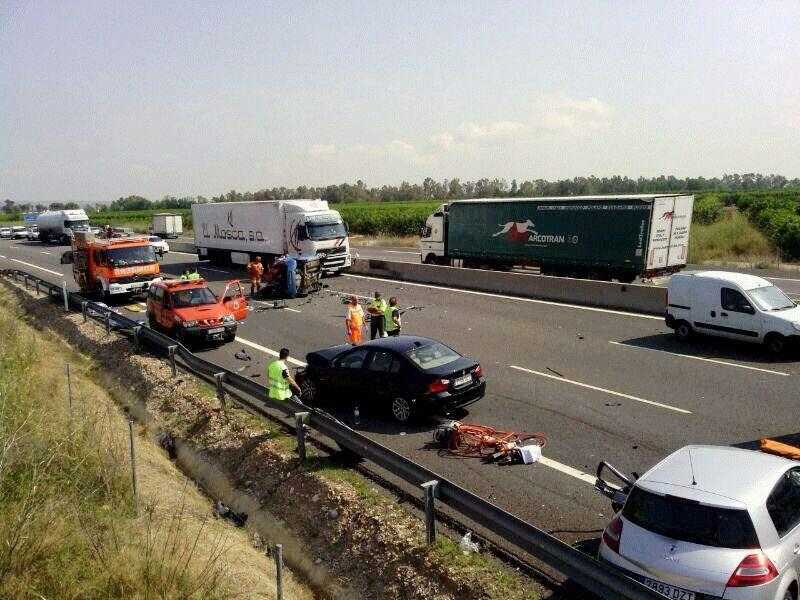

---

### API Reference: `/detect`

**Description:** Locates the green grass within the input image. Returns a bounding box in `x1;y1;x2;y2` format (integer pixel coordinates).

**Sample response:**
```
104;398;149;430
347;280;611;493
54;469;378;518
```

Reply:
0;286;236;599
689;208;776;264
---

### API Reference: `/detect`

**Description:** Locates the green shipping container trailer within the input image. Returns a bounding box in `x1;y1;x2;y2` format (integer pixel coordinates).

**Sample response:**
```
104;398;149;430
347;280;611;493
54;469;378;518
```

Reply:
420;195;694;281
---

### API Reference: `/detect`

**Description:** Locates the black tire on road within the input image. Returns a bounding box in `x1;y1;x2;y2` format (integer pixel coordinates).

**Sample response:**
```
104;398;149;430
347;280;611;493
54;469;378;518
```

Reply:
765;333;787;356
674;321;693;341
391;397;413;423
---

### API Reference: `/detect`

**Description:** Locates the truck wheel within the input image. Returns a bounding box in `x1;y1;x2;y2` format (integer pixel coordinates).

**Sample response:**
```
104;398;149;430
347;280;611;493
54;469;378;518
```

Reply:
423;253;437;265
765;333;787;356
674;321;693;341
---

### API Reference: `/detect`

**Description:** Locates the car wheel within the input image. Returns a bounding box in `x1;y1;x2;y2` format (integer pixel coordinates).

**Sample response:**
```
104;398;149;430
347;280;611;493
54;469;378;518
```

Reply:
674;320;692;341
782;587;795;600
765;333;786;356
300;378;320;405
391;397;413;423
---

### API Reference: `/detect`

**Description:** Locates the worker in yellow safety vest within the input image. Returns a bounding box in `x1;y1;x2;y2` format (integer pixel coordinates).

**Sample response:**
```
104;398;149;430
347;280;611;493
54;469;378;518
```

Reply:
367;291;387;339
384;296;401;337
267;348;301;402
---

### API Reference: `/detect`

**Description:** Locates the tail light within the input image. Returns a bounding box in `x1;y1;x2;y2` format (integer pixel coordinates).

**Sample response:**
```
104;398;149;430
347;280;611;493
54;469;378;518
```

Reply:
473;365;483;379
727;553;778;587
428;379;450;394
602;515;623;554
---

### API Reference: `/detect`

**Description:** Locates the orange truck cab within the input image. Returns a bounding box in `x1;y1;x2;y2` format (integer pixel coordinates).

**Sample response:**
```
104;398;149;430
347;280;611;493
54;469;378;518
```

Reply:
147;278;248;344
62;232;162;298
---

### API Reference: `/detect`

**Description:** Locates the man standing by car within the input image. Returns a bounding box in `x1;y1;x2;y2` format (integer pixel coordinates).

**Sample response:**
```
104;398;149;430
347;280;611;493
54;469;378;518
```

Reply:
247;256;264;297
367;291;387;339
385;296;401;336
267;348;301;403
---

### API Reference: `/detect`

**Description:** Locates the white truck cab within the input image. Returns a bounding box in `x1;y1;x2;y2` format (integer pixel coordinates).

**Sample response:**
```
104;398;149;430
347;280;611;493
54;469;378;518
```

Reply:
666;270;800;354
420;203;448;265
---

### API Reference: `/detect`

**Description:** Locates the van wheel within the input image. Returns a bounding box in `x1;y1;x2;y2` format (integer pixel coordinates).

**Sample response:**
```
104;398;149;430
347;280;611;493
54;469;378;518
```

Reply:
674;321;693;341
765;333;786;356
391;397;413;423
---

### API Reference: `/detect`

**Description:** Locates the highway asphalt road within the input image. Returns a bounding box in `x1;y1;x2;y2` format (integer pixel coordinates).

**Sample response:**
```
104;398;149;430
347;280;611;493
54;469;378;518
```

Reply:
3;238;800;550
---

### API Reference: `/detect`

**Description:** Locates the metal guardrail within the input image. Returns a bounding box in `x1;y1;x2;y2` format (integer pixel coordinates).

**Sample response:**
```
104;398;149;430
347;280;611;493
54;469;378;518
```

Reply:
1;268;664;600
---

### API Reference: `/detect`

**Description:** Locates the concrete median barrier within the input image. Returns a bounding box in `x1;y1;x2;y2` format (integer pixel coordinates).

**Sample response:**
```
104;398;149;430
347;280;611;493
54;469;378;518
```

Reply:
349;259;666;315
170;240;197;254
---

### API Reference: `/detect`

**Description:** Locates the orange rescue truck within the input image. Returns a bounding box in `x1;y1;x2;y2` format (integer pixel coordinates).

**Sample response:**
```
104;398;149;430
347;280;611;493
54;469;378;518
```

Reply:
61;232;162;299
146;278;248;344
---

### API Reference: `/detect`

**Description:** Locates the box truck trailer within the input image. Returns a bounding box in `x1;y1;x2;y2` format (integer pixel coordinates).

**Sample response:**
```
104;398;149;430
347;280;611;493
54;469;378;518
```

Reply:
192;200;351;273
37;209;91;244
420;195;694;282
151;213;183;238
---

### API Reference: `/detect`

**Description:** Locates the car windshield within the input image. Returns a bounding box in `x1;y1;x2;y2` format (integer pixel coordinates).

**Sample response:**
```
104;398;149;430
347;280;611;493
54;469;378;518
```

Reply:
307;221;347;241
107;245;157;266
405;342;461;370
622;486;759;549
169;287;217;307
747;285;794;311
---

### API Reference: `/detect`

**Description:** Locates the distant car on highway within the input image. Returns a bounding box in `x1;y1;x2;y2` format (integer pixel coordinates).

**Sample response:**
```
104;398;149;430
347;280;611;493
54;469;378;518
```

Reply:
666;271;800;355
11;226;27;239
0;227;12;239
598;445;800;600
148;236;170;255
27;226;39;241
298;335;485;422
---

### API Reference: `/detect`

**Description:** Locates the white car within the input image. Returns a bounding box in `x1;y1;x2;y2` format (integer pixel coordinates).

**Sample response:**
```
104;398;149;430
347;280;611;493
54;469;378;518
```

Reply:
599;445;800;600
11;226;27;239
27;227;39;241
0;227;12;239
148;236;170;255
666;271;799;355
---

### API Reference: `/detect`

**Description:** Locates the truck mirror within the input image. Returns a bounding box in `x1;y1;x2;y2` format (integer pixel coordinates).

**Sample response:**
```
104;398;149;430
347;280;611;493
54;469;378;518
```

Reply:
60;251;74;265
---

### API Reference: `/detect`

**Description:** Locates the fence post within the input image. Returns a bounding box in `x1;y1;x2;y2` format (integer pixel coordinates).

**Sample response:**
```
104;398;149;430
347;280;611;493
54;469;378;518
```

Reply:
128;418;138;513
133;325;141;352
24;274;29;290
168;345;177;376
295;412;309;462
215;372;226;411
35;280;40;296
82;301;88;322
274;544;284;600
104;311;111;334
62;281;69;311
421;480;439;545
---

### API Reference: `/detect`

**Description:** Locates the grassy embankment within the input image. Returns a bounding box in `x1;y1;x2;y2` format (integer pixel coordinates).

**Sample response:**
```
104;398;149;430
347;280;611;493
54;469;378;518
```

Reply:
0;285;310;599
688;208;775;266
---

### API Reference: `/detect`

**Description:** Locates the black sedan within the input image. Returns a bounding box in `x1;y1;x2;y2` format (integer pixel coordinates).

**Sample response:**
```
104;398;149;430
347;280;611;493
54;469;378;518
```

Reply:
298;335;486;423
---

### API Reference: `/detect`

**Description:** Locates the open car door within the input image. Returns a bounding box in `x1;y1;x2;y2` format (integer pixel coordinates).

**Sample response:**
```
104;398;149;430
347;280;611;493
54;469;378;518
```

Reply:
221;280;249;321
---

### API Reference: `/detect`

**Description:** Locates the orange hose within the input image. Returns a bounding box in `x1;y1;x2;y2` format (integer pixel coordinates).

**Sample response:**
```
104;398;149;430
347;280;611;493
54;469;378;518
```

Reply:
446;423;547;458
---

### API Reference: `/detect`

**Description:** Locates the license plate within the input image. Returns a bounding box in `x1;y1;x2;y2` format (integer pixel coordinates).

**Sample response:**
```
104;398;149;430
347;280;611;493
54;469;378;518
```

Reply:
207;327;225;334
642;578;695;600
453;374;472;388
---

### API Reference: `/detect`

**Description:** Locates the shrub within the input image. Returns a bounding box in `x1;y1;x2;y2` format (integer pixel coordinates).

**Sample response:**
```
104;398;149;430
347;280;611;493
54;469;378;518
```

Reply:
692;194;724;225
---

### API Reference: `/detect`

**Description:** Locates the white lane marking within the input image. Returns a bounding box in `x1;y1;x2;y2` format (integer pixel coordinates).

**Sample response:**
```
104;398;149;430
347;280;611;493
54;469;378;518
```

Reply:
385;250;420;255
199;266;231;274
235;336;307;366
344;274;662;320
40;251;51;255
330;290;372;301
609;341;790;377
170;251;198;256
283;307;302;313
766;276;800;283
239;338;597;486
509;365;692;414
9;258;64;277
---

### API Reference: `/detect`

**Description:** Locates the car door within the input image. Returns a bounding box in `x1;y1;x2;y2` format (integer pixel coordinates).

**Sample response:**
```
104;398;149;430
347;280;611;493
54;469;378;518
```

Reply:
147;286;163;324
718;287;761;340
221;280;249;321
160;290;176;329
765;468;800;576
331;347;372;401
363;350;404;403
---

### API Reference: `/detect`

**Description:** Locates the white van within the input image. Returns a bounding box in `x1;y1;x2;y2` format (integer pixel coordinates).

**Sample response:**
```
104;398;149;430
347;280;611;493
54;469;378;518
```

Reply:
666;270;800;354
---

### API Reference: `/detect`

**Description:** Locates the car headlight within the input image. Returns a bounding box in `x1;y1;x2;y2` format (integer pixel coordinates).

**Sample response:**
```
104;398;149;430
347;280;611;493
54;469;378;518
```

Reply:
222;314;235;324
792;322;800;332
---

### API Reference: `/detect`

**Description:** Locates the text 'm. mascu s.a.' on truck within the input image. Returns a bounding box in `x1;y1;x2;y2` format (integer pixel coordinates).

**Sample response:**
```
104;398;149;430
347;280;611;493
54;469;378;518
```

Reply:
191;199;351;274
420;194;694;282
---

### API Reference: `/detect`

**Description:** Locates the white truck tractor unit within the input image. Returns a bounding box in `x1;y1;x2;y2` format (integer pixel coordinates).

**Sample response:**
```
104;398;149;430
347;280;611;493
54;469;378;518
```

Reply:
37;209;91;244
192;200;351;273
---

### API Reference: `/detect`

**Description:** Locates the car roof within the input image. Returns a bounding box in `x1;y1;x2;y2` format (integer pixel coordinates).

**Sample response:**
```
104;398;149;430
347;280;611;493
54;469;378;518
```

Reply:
358;335;445;353
674;270;772;291
157;279;208;291
637;445;796;508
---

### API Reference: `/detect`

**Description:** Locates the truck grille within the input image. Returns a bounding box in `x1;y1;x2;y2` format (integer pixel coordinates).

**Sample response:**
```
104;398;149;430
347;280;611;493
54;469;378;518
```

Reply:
318;246;348;269
113;274;159;285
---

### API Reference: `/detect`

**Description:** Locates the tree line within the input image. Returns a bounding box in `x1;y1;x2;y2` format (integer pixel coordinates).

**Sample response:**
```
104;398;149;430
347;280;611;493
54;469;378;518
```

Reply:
3;172;798;215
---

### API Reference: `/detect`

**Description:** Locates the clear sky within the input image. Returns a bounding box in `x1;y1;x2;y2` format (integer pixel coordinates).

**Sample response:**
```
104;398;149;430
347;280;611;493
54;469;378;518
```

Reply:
2;1;799;204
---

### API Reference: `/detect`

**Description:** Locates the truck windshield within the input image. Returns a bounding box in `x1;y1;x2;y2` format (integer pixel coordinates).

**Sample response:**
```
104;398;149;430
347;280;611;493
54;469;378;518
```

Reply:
66;219;90;230
406;342;461;370
170;288;217;307
107;246;157;267
307;221;347;241
622;486;759;549
748;285;795;311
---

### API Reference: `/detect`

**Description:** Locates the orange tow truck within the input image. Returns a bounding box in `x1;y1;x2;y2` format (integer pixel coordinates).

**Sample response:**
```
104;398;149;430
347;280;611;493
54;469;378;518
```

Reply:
60;232;162;299
146;278;248;344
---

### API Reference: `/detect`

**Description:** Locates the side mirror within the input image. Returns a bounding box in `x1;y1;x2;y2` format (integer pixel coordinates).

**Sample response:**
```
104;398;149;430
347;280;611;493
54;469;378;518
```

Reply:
744;305;755;315
60;251;74;265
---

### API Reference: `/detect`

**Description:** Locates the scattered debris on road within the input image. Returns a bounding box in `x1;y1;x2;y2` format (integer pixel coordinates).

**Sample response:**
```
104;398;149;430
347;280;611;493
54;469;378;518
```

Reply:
433;421;547;465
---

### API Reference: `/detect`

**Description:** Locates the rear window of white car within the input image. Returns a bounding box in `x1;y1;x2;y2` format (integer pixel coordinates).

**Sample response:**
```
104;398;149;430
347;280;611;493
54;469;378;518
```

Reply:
623;487;759;549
